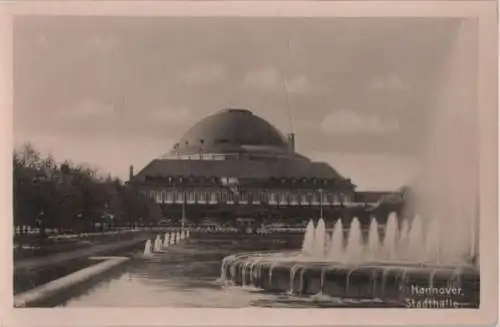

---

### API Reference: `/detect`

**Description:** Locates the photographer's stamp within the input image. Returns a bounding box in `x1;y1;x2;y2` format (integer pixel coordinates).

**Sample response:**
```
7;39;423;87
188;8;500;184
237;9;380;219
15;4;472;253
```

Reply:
405;284;469;308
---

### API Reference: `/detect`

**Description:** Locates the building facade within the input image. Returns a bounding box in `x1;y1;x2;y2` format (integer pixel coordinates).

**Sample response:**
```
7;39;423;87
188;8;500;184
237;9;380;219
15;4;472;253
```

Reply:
128;109;393;226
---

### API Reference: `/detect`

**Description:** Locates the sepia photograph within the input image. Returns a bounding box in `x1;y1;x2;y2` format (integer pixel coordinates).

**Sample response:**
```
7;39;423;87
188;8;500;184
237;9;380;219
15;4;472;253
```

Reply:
1;0;498;326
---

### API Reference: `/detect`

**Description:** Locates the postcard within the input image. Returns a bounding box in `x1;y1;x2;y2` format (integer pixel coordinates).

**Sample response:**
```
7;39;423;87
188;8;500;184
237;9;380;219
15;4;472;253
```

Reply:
0;1;497;326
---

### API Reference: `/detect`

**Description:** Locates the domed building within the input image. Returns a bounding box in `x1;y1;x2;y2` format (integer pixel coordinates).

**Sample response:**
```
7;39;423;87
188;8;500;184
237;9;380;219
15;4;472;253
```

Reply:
128;109;387;227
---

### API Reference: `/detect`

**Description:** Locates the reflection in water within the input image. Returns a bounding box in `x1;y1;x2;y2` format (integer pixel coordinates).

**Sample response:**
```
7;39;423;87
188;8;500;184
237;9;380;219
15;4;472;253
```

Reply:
63;236;395;308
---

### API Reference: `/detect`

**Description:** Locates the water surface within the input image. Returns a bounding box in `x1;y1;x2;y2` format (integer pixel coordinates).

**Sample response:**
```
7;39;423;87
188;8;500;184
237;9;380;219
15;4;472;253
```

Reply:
62;235;393;308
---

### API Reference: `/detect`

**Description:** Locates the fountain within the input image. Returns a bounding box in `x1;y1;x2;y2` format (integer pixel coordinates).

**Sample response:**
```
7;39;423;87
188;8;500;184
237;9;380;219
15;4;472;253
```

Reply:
301;220;315;256
153;235;162;253
143;239;152;256
345;218;363;262
221;214;479;306
328;219;343;260
220;20;479;307
366;218;380;261
382;213;398;261
163;233;170;248
312;219;326;258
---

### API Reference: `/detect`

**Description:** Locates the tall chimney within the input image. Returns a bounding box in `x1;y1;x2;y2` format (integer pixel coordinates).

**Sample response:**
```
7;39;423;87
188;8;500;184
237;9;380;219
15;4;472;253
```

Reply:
129;165;134;180
287;133;295;153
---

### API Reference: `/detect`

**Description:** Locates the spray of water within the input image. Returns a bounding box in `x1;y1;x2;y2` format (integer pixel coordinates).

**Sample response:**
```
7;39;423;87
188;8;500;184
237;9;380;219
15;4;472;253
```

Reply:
300;21;479;266
302;220;315;256
313;219;327;258
410;19;479;265
143;239;152;256
383;213;398;261
366;218;380;261
301;212;474;266
328;219;343;260
408;216;424;260
345;218;363;262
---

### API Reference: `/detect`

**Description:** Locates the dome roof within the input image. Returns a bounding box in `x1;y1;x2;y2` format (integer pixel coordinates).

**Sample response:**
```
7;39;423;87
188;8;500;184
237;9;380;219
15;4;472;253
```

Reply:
170;109;289;155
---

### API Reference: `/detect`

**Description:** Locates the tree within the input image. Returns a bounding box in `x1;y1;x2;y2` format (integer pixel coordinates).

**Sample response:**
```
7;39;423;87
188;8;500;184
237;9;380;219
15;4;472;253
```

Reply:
12;143;156;237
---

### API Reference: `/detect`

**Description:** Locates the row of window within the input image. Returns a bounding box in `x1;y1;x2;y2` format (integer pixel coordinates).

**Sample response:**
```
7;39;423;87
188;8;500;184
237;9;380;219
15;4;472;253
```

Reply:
167;153;228;160
142;189;353;205
144;175;345;186
163;152;288;161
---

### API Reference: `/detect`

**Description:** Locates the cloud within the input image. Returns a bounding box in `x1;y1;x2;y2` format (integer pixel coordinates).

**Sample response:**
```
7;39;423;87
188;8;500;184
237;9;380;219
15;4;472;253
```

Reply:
179;64;226;85
370;73;410;92
286;74;315;94
241;67;320;94
320;109;399;135
63;98;116;119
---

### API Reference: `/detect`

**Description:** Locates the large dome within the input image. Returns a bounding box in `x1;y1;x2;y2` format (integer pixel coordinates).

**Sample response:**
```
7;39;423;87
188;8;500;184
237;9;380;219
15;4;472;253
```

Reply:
170;109;290;156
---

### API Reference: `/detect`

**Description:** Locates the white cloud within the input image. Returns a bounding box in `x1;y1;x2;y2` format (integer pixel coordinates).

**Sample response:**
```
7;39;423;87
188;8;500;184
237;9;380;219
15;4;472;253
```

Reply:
370;73;410;92
63;98;116;119
241;67;321;94
286;74;315;93
320;109;399;135
179;64;226;85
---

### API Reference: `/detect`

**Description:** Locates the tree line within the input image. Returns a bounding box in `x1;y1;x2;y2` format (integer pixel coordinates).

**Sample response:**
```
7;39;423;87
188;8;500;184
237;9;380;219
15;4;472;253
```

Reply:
13;143;160;236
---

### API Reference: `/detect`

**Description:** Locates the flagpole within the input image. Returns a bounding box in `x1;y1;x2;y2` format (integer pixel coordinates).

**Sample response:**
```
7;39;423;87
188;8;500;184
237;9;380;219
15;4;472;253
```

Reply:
320;189;324;220
182;191;186;231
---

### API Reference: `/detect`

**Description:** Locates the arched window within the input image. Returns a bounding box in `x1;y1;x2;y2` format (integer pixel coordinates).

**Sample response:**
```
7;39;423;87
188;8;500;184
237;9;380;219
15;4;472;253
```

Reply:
301;192;308;204
166;190;174;203
343;193;351;203
312;192;320;204
269;191;278;203
240;191;248;203
252;190;261;204
326;193;334;205
279;192;287;204
176;191;183;203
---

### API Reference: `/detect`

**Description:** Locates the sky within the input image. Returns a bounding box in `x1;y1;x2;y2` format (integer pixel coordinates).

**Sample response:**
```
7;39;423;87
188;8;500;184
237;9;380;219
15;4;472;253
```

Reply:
13;16;468;191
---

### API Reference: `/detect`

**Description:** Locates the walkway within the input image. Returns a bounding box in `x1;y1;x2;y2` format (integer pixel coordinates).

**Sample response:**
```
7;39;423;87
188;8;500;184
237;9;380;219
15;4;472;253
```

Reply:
14;236;148;272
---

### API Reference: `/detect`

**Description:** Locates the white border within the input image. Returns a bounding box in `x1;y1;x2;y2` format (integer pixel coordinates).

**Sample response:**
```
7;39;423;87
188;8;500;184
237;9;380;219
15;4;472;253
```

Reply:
0;1;497;326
